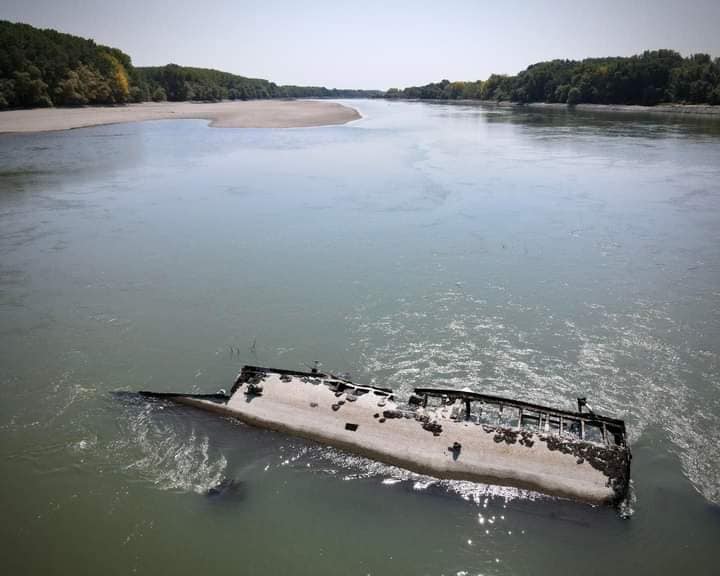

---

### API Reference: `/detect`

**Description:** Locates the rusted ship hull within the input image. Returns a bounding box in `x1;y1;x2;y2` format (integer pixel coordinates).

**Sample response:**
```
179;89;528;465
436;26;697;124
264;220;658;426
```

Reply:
140;365;631;505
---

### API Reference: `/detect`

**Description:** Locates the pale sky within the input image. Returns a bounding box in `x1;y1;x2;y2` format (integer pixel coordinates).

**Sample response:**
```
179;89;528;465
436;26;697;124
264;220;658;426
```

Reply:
2;0;719;90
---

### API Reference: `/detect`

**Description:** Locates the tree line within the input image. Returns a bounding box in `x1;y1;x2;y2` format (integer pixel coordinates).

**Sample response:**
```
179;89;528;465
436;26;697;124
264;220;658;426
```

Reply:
386;50;720;106
0;20;380;109
4;20;717;110
0;20;132;108
134;66;381;103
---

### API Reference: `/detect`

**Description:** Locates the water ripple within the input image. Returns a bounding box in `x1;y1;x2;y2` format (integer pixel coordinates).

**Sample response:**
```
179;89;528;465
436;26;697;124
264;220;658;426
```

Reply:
349;284;720;504
110;402;227;494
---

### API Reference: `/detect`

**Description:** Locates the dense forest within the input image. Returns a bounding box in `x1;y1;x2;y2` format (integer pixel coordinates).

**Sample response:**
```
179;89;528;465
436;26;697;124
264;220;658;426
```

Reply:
0;20;134;107
3;20;718;110
134;66;380;102
0;20;379;109
387;50;720;106
134;65;282;102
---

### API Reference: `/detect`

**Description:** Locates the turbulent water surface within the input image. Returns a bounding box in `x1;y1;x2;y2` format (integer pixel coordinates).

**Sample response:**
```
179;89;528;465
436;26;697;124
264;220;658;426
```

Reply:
1;100;719;575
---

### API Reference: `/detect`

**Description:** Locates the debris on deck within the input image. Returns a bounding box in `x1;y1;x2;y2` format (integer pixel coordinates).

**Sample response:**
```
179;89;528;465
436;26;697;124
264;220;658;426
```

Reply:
139;365;631;505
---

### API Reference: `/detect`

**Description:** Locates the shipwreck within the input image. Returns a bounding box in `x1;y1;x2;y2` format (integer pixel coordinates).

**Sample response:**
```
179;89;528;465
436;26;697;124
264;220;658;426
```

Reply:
139;364;631;505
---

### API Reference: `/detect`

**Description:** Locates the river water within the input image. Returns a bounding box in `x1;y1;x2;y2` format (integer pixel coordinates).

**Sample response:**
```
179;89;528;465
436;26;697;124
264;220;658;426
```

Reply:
1;100;719;575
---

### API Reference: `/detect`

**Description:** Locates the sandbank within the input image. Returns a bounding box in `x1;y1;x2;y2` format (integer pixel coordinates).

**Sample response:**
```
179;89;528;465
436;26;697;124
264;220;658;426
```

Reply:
0;99;361;134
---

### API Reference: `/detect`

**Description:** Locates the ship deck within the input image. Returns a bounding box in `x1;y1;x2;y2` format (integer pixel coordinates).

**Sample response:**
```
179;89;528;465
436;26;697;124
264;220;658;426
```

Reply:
141;366;630;504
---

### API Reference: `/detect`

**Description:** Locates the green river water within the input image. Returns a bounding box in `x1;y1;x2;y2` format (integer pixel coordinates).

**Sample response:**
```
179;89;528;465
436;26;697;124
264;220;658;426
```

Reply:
1;100;719;575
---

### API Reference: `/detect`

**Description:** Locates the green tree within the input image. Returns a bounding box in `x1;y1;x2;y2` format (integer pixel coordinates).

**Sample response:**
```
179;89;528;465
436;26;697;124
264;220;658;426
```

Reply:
151;86;167;101
55;69;87;105
129;86;144;103
567;87;581;106
14;68;52;107
0;77;15;108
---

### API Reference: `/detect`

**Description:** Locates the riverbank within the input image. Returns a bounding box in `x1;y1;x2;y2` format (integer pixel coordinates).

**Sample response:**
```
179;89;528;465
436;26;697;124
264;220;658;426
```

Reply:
390;98;720;117
520;101;720;116
0;100;361;133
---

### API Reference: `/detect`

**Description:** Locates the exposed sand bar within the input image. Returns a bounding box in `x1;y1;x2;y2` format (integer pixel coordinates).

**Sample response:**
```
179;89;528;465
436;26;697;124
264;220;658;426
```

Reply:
0;100;361;134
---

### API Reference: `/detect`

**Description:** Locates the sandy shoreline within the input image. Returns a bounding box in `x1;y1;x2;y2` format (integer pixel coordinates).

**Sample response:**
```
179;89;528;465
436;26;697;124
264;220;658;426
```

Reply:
0;100;361;134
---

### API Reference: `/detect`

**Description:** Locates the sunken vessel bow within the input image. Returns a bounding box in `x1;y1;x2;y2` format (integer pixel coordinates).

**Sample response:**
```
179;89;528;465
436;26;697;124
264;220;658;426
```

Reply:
139;365;631;505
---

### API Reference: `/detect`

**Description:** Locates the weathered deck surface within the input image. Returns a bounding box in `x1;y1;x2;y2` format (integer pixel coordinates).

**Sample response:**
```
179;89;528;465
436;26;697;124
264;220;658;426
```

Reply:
162;371;624;504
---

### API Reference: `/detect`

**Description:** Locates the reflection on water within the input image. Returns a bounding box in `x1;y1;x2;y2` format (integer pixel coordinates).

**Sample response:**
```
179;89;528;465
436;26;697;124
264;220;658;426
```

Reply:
1;100;719;574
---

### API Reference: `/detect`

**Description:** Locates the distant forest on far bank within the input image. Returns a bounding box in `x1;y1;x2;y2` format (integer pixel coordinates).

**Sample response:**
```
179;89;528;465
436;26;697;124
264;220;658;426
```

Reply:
387;50;720;106
0;20;380;109
2;20;718;110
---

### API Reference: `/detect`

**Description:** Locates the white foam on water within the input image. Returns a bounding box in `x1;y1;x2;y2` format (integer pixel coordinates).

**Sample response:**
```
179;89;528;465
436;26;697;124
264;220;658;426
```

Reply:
112;403;227;494
305;445;543;506
349;286;720;505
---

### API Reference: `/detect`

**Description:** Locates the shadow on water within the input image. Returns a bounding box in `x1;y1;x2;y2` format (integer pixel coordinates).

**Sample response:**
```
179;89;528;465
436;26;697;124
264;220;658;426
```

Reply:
0;124;147;194
205;477;247;502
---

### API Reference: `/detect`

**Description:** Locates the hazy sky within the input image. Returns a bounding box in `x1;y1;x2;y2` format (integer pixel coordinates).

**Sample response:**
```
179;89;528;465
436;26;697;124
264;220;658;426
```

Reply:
2;0;719;89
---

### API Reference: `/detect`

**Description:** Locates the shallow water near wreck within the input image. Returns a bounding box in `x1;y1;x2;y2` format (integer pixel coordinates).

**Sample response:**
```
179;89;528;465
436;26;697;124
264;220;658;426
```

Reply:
1;100;720;574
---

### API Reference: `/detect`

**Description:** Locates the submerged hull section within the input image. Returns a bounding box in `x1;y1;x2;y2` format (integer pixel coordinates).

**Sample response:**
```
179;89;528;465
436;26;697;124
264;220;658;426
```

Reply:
140;365;631;505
